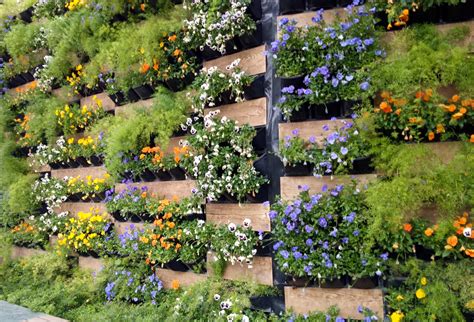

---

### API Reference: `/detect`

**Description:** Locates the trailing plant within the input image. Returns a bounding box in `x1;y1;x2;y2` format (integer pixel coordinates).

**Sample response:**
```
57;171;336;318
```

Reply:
371;24;474;97
273;4;382;117
191;59;253;114
183;0;256;54
181;111;267;202
270;183;388;282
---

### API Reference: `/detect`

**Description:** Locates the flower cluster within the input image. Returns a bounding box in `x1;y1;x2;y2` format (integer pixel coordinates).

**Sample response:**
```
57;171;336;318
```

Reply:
209;219;260;268
273;3;382;118
390;213;474;260
191;59;253;114
65;136;104;163
57;210;112;254
105;268;163;304
270;184;387;281
29;137;67;167
183;0;255;54
32;174;68;233
280;118;370;175
181;111;267;202
55;96;104;135
66;173;112;201
11;221;49;249
105;185;156;222
373;91;474;142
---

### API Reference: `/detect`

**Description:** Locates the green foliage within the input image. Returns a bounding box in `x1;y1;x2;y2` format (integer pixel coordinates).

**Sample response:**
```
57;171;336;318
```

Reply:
365;141;474;246
0;253;101;317
6;173;39;220
85;10;185;91
372;24;474;97
0;139;28;190
104;88;187;178
3;22;43;75
386;259;472;319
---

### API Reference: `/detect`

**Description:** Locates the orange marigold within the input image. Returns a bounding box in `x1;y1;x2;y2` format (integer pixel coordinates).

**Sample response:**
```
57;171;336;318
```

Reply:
424;228;434;237
428;132;435;141
403;223;412;232
171;279;180;289
447;235;458;247
380;101;392;113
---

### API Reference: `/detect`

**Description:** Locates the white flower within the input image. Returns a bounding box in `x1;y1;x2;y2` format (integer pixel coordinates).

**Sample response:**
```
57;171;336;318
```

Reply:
463;227;472;238
228;223;236;232
243;218;251;228
214;294;221;301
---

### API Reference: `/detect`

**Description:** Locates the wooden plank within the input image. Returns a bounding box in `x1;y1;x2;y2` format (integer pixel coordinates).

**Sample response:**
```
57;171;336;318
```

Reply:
114;222;146;235
55;202;107;215
51;166;108;179
115;180;197;200
10;246;46;259
7;81;38;97
155;268;207;289
278;7;349;29
51;87;81;103
114;99;154;117
208;97;267;127
207;252;273;286
279;118;352;146
280;175;377;200
206;203;271;232
80;92;116;112
284;287;384;319
78;256;105;275
423;141;462;164
203;46;266;76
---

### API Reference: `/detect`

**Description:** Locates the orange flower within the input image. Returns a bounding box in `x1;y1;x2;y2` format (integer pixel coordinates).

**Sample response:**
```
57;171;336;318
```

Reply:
447;235;458;247
168;35;177;42
402;9;409;16
395;108;401;116
141;192;147;198
428;132;435;141
380;101;392;113
167;221;175;229
415;91;424;99
459;107;467;114
447;104;456;113
451;94;460;103
140;63;150;74
173;49;182;57
403;223;412;232
459;216;467;225
436;124;445;134
409;117;419;124
452;112;463;120
424;228;434;237
142;146;151;153
466;249;474;257
381;91;391;99
171;279;180;289
470;134;474;143
422;89;432;102
140;3;145;11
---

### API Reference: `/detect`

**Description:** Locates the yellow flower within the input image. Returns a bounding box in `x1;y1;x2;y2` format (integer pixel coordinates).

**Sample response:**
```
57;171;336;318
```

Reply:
68;138;75;144
390;310;404;322
396;295;404;301
416;288;426;299
420;277;427;286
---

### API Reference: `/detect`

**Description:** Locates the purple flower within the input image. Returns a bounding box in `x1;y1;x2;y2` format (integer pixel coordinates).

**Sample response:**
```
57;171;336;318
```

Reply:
322;241;329;249
279;17;289;26
331;78;339;88
273;241;284;251
280;250;290;259
344;212;356;223
330;152;338;160
340;147;348;156
298;184;309;192
360;82;370;91
322;124;330;132
292;128;300;136
306;238;313;246
361;259;367;266
380;253;389;261
325;260;333;268
305;225;314;233
342;237;349;244
318;217;327;228
321;184;328;192
329;228;338;237
268;210;278;220
319;66;329;76
293;251;303;259
309;136;316;143
282;85;295;94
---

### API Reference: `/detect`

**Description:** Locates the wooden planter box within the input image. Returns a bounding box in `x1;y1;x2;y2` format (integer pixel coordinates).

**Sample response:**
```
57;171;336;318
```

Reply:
279;118;352;147
55;202;108;216
207;252;273;286
114;221;146;235
280;174;377;200
207;97;267;127
203;45;266;76
206;203;271;232
155;268;207;289
51;166;108;179
284;287;384;319
78;256;104;274
11;246;46;259
115;180;197;200
80;92;116;112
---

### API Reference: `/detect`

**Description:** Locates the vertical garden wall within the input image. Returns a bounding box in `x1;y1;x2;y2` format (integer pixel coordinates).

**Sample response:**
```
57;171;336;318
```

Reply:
0;0;473;321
